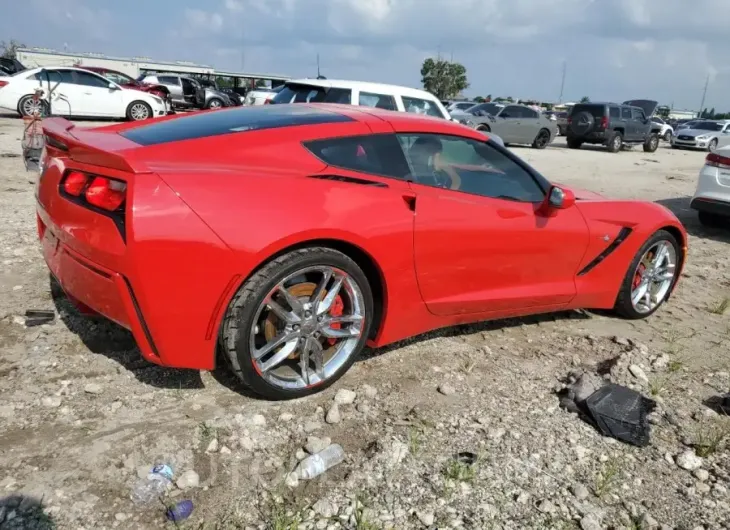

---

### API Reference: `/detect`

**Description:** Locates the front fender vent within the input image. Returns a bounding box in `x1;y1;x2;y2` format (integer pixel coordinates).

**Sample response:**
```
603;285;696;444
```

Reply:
308;174;388;188
577;227;633;276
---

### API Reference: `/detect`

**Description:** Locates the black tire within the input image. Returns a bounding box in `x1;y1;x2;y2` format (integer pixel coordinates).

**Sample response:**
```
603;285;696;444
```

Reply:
17;95;49;118
220;247;374;400
607;132;623;153
698;211;726;227
566;138;582;149
126;101;152;121
532;128;551;149
663;130;672;142
614;230;681;319
643;133;659;153
476;124;491;133
207;98;224;109
557;125;565;136
708;139;718;153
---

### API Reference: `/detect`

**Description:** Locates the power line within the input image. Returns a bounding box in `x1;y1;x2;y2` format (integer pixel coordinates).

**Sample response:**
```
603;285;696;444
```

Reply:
558;61;566;103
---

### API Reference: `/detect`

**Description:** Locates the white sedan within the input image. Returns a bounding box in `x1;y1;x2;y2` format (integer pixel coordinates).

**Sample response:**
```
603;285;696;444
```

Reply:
691;146;730;226
0;66;167;121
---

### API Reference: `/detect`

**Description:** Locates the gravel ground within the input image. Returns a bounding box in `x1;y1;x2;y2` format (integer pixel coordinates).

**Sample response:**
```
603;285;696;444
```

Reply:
0;114;729;530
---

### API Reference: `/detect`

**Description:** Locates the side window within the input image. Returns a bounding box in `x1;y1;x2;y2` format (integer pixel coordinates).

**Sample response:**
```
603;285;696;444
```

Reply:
158;76;179;85
396;133;546;202
609;107;620;119
500;106;522;118
29;70;62;83
303;134;411;179
323;87;352;104
632;108;645;120
621;107;632;119
73;71;111;88
358;91;397;111
522;107;539;119
402;96;444;118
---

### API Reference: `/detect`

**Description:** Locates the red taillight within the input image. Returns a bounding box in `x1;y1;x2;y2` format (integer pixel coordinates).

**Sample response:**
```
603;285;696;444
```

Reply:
63;171;90;196
567;116;572;125
706;152;730;170
85;177;126;211
600;116;608;129
0;80;8;89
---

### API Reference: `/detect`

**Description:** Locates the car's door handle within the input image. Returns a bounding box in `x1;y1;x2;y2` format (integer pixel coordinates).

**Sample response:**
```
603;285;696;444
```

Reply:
84;92;92;95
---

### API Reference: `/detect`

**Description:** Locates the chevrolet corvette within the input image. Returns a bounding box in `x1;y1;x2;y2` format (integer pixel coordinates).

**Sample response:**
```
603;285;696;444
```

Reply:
37;104;687;399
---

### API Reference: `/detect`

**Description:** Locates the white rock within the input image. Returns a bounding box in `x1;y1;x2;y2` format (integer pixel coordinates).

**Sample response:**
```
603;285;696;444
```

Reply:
416;511;435;526
580;514;602;530
651;354;670;370
675;450;703;471
279;412;294;422
694;469;710;482
305;436;331;455
312;498;337;518
629;364;649;383
205;439;219;453
334;389;357;405
362;384;378;399
220;445;232;454
176;470;200;490
572;484;590;500
239;436;255;451
303;421;322;433
487;427;506;440
114;513;128;522
537;500;556;514
41;396;61;408
325;403;341;424
295;449;307;461
83;383;103;395
438;383;456;396
250;414;267;427
383;440;409;468
284;472;299;488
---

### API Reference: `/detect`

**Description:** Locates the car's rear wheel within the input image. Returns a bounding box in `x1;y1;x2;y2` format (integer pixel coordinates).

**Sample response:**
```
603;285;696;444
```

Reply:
566;138;582;149
532;128;551;149
643;133;659;153
607;132;623;153
220;247;374;400
476;124;490;133
614;230;681;319
126;101;152;121
18;95;49;118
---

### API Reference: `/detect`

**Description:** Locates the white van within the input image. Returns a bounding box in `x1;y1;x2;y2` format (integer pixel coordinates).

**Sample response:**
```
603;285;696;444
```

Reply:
269;79;452;120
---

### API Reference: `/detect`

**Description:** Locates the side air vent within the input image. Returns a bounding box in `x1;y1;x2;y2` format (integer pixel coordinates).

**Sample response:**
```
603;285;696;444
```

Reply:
577;227;633;276
308;174;388;188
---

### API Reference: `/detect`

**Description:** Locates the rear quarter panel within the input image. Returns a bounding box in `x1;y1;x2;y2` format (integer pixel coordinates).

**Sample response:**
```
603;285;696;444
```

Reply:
571;200;687;308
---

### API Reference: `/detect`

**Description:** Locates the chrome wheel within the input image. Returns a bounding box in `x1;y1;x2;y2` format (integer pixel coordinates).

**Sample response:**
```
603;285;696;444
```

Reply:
630;240;677;314
130;103;150;120
209;99;222;109
21;97;45;117
249;266;366;390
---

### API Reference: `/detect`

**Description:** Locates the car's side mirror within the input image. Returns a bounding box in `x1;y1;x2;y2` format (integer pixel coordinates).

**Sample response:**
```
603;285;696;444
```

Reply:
108;83;119;90
548;186;575;209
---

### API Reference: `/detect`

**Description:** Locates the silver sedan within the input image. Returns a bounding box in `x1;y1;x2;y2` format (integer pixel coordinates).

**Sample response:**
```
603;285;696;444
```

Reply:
452;103;558;149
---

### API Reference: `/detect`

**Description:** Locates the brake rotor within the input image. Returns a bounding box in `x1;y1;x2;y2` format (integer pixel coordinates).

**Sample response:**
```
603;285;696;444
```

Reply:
263;282;344;360
633;250;654;289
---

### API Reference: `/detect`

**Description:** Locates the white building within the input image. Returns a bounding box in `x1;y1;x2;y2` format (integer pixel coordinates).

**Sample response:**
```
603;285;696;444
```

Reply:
15;47;289;88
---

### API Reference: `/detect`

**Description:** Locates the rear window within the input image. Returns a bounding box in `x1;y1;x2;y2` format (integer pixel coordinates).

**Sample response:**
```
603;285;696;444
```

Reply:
272;84;352;105
570;104;606;119
120;105;354;146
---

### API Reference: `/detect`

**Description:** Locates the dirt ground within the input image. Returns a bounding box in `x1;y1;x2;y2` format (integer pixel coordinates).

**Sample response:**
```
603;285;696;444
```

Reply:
0;114;729;530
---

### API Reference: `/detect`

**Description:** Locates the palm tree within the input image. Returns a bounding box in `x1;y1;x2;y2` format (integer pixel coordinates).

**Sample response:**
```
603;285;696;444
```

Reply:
579;96;590;103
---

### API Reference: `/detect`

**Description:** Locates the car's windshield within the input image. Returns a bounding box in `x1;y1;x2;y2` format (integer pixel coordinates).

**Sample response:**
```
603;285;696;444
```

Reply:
466;103;502;116
271;83;351;104
693;121;723;131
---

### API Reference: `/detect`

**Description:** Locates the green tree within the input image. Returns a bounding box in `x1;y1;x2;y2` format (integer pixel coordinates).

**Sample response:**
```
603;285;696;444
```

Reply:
485;94;492;102
656;106;670;119
255;79;268;88
420;57;469;100
473;96;485;103
1;39;26;59
579;96;590;103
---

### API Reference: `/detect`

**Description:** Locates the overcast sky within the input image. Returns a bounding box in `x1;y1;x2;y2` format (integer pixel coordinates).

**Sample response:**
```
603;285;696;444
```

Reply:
3;0;729;110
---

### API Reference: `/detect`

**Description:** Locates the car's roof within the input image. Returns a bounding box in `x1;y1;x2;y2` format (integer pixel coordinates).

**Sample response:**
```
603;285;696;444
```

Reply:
284;78;441;100
117;103;484;147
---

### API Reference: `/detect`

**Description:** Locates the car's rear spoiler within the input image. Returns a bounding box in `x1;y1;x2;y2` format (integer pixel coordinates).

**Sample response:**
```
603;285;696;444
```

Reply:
42;117;148;173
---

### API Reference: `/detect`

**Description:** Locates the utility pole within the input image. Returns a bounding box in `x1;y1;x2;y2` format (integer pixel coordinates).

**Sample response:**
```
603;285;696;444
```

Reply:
316;53;320;78
558;61;566;103
698;74;709;118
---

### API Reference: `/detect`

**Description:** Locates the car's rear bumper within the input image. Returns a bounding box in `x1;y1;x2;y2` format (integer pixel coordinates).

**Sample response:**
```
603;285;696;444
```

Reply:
691;164;730;217
566;131;609;144
690;197;730;216
37;208;163;365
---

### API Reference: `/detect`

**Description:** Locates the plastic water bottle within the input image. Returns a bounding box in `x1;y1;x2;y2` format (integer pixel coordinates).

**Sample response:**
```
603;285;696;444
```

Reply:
295;444;345;480
130;464;173;505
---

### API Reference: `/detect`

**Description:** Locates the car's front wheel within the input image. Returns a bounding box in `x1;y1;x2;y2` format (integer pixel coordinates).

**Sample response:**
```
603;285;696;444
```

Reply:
663;130;672;142
126;101;152;121
614;230;681;319
607;132;623;153
643;133;659;153
220;247;374;400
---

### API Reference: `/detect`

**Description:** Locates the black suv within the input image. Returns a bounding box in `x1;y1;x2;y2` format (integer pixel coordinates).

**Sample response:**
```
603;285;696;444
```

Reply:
566;100;662;153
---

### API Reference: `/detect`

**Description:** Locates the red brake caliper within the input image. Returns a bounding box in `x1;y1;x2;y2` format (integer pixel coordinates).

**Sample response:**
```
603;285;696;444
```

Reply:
327;295;344;346
633;263;646;289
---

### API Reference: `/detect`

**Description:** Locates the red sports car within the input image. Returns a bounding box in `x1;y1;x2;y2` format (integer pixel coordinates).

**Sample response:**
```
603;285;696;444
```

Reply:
36;104;687;400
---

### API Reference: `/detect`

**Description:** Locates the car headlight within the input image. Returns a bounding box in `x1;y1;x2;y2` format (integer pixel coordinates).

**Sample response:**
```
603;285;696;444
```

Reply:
150;96;163;105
